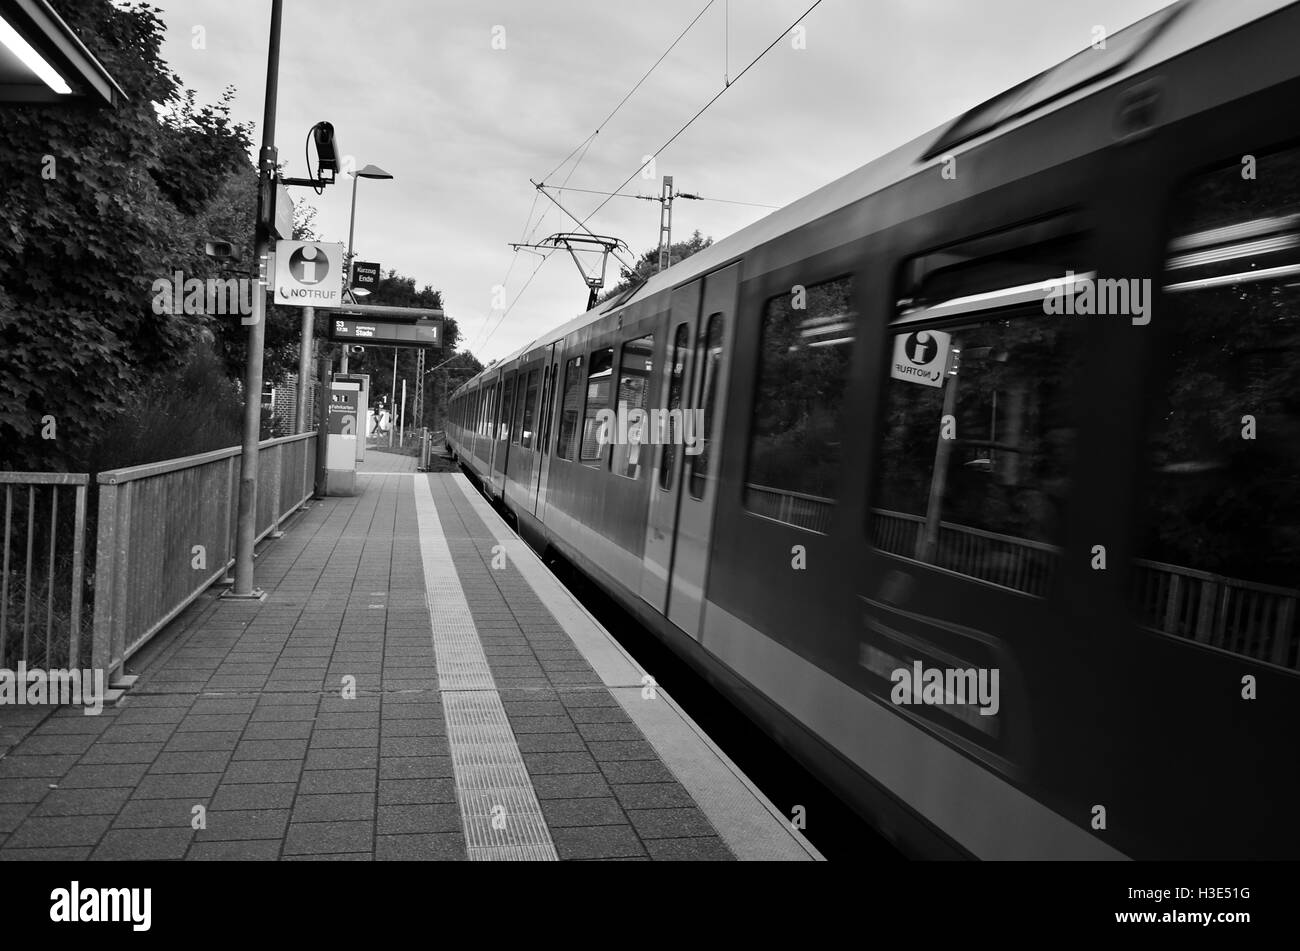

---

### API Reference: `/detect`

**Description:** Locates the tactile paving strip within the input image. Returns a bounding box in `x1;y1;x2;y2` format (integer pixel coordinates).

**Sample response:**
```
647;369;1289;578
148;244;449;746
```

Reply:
413;476;557;861
444;690;556;861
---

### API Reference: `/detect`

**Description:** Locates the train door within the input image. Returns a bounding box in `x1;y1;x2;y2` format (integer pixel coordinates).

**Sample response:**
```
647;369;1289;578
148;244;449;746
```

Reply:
641;263;738;638
492;371;516;495
533;344;559;517
641;287;698;612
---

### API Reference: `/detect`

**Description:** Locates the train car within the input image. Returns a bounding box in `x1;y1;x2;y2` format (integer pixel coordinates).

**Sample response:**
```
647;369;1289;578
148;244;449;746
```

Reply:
448;0;1300;859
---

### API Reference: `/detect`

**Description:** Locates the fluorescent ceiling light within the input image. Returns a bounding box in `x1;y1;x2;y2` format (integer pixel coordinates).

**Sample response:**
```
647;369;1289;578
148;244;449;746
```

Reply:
0;12;70;93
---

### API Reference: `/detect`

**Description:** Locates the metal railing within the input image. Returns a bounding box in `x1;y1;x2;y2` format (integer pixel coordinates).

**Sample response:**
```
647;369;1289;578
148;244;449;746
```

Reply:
92;432;316;680
0;474;89;670
871;508;1299;669
871;508;1058;597
369;429;423;451
744;483;836;534
1133;559;1298;669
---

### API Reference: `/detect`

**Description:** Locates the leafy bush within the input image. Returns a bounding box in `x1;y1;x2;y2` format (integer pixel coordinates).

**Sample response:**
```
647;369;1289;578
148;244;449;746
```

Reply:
81;339;243;474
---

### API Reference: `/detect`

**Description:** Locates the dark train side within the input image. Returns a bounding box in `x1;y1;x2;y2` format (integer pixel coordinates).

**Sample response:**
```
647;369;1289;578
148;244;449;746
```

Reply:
447;0;1300;859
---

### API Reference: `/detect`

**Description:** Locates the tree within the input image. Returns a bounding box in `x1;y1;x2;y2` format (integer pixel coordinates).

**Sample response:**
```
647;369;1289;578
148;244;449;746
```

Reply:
0;0;255;471
197;168;323;387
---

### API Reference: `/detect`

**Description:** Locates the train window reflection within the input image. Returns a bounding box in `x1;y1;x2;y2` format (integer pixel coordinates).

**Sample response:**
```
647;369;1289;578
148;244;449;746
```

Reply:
872;311;1080;595
499;376;515;443
1134;144;1300;672
581;348;614;462
557;356;583;460
689;315;725;499
744;277;855;533
519;370;539;449
538;365;554;453
611;334;655;480
659;324;690;491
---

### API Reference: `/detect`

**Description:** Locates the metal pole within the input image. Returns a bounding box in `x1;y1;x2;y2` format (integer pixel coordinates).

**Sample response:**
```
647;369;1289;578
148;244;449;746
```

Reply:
313;349;330;498
400;378;406;445
389;348;397;448
296;306;314;433
341;174;360;375
919;352;960;564
232;0;283;598
658;175;674;272
346;170;360;268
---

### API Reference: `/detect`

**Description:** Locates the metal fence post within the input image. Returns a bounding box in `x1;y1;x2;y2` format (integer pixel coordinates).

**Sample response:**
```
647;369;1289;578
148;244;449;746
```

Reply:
91;480;119;679
268;441;283;535
69;484;87;668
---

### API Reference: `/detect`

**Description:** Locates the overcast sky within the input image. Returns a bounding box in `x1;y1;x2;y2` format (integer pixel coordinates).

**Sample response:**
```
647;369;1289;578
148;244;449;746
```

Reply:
151;0;1175;362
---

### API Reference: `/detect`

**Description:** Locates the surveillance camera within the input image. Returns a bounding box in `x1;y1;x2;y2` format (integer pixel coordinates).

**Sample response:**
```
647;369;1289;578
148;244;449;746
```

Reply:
312;121;340;184
205;240;237;260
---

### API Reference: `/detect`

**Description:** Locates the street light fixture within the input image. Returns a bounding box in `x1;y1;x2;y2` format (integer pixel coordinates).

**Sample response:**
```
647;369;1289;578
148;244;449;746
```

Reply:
346;163;393;294
341;163;393;373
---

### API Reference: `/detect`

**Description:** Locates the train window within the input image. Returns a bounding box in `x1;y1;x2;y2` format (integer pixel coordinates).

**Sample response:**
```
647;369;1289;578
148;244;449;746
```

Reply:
499;376;515;442
520;370;540;450
744;277;856;532
689;315;725;499
1133;144;1300;671
581;347;615;463
659;324;690;491
557;356;583;460
611;334;655;480
871;234;1086;596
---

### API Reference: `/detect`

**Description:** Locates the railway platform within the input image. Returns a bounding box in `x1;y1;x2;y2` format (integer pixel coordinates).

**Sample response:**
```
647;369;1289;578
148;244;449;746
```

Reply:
0;451;819;861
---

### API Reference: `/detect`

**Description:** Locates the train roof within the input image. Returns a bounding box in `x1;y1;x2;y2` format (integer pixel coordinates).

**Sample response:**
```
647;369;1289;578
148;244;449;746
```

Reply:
457;0;1295;393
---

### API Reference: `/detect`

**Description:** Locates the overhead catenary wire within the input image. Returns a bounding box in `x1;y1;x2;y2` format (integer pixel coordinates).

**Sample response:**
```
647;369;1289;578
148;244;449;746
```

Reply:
475;0;812;365
464;247;550;355
578;0;826;232
526;1;715;249
548;183;780;209
524;133;597;247
539;0;719;184
477;251;553;353
529;181;637;273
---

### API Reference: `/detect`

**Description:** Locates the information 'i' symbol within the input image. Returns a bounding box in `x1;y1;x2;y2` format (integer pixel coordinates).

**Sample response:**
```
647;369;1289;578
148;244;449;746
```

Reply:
290;245;328;284
904;331;939;366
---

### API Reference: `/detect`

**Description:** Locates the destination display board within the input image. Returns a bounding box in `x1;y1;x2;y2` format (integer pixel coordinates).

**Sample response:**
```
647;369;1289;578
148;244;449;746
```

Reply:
329;316;443;348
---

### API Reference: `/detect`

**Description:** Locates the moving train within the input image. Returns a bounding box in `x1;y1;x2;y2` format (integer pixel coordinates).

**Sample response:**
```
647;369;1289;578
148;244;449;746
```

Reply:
448;0;1300;859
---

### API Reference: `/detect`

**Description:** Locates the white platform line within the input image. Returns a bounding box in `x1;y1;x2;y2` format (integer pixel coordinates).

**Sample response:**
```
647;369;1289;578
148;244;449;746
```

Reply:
449;473;822;862
412;475;557;861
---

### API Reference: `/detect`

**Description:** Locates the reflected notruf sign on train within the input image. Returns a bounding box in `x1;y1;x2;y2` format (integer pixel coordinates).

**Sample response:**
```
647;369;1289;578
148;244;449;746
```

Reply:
890;329;952;388
330;317;443;348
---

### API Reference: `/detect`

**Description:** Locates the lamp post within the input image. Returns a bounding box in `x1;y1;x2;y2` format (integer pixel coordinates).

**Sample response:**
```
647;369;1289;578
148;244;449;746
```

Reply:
230;0;283;599
340;163;393;374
